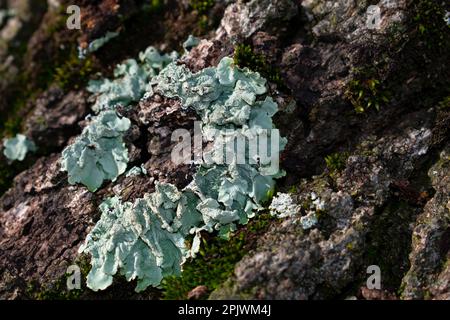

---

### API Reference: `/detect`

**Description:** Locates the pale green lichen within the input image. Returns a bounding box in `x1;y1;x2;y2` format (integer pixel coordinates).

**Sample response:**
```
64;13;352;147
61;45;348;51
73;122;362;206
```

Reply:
80;55;287;292
60;110;131;192
87;47;177;113
269;192;320;230
2;134;36;161
78;31;120;59
79;182;201;292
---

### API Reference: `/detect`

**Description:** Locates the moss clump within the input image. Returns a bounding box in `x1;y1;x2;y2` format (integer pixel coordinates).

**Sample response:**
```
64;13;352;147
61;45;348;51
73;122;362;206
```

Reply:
233;44;265;71
233;44;285;89
190;0;215;15
413;0;449;49
345;75;390;113
196;14;209;31
161;213;275;300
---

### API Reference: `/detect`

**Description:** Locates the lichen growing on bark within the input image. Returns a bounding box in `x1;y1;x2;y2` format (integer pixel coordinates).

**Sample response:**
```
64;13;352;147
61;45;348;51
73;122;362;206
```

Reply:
79;55;287;291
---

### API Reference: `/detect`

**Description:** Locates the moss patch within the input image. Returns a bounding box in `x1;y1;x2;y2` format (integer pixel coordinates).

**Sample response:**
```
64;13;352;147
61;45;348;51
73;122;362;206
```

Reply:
25;254;161;300
53;49;94;90
363;199;421;295
325;152;349;177
190;0;216;15
143;0;165;13
161;213;276;300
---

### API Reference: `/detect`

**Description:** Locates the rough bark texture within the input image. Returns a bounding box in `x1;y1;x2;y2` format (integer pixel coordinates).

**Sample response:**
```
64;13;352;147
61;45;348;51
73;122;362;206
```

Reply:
0;0;449;299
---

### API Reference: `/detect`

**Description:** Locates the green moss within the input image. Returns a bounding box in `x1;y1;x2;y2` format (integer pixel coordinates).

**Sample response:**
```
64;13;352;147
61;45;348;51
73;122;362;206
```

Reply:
345;75;390;113
325;152;349;177
288;185;298;194
197;14;209;31
146;0;164;12
363;200;417;293
233;44;285;89
26;255;91;300
161;213;275;300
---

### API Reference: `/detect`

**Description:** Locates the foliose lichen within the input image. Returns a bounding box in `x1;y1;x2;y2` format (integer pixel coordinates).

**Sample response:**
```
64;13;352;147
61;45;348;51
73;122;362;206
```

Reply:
87;46;177;113
80;54;288;292
60;110;131;192
183;35;200;52
0;9;15;26
61;46;177;191
125;164;148;177
152;56;287;234
2;134;37;161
